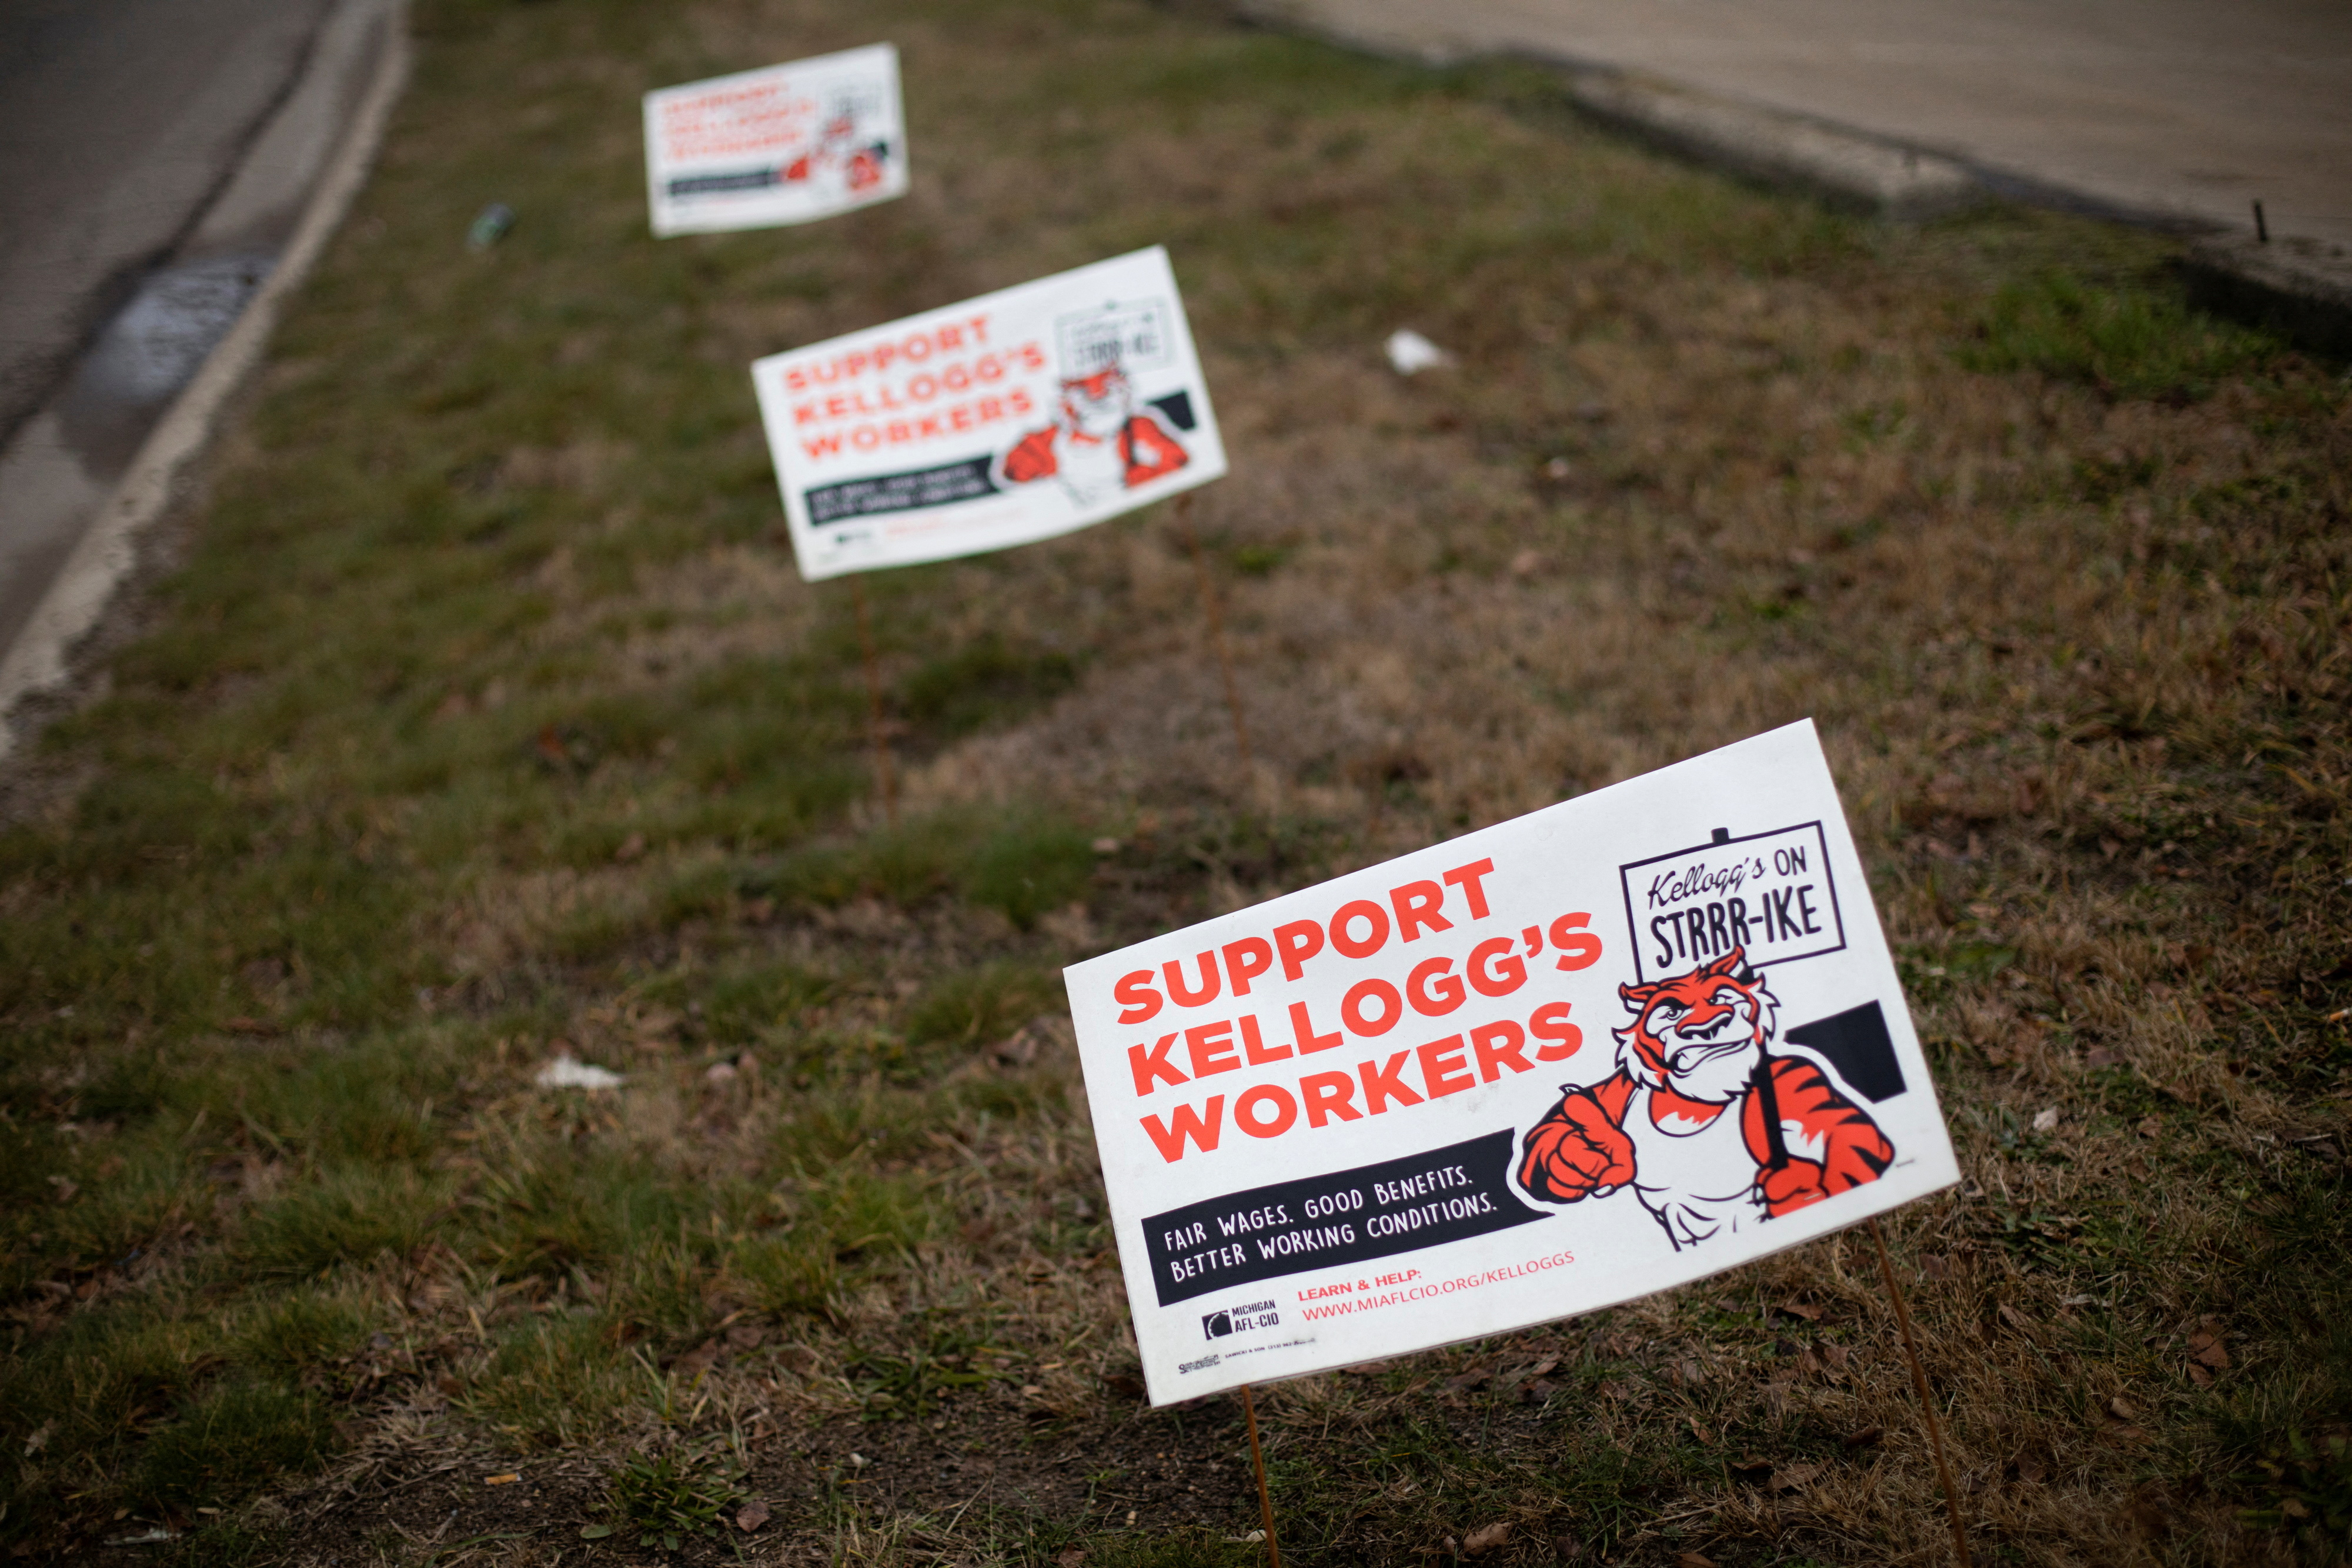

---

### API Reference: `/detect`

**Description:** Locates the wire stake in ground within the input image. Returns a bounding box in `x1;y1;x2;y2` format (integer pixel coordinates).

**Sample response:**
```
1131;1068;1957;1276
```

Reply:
1174;492;1252;773
1241;1382;1282;1568
1867;1215;1972;1567
850;576;898;827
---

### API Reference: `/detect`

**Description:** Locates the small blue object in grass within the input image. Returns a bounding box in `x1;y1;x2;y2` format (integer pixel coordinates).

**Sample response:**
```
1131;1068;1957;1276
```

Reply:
467;202;516;250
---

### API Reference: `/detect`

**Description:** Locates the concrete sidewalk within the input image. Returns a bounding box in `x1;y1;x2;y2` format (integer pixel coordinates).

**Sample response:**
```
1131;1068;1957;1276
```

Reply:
1241;0;2352;251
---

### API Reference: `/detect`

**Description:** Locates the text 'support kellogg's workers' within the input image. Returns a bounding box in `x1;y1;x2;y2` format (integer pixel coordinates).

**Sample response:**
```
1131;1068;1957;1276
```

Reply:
644;44;907;236
750;247;1227;581
1064;721;1961;1405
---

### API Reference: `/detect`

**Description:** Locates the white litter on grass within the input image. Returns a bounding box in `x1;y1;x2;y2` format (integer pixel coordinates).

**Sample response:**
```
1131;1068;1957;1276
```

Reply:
535;1054;623;1091
2032;1106;2060;1133
1384;328;1452;375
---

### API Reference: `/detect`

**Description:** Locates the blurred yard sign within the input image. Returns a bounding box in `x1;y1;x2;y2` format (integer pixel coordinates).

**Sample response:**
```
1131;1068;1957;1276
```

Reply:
644;45;906;236
751;246;1227;580
1065;721;1959;1405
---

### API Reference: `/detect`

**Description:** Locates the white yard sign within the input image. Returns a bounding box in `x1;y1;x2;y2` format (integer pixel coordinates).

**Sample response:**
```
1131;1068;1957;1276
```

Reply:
1064;722;1959;1405
750;247;1227;580
644;45;907;236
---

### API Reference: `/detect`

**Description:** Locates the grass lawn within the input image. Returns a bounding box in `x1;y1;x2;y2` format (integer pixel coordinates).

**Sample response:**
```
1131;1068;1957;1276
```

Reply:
4;0;2350;1563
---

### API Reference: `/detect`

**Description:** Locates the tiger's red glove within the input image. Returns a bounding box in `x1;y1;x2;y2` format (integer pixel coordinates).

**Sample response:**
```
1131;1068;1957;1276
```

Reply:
1758;1158;1829;1216
1518;1089;1637;1202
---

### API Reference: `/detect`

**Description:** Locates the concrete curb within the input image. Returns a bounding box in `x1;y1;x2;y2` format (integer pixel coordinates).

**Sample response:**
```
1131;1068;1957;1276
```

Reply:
1546;66;1983;223
2181;233;2352;361
0;0;410;761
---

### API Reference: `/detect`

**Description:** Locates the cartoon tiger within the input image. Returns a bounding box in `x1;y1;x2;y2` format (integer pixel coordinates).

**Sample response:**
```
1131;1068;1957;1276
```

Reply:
998;361;1188;507
1515;948;1893;1249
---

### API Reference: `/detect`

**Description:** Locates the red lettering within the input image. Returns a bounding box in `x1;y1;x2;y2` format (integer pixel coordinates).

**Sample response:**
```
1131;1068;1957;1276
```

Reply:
1331;899;1389;959
1128;1032;1187;1096
1529;1001;1583;1061
1469;1019;1532;1080
1301;1071;1361;1126
1185;1021;1240;1078
967;313;989;343
1406;956;1464;1017
1466;937;1526;997
1443;858;1496;918
1288;999;1342;1054
1342;978;1402;1037
1358;1052;1424;1114
1235;1084;1297;1139
1164;951;1221;1008
799;432;843;459
1140;1097;1222;1162
1114;969;1162;1025
937;324;965;352
1549;913;1603;971
1240;1014;1291;1066
1389;880;1452;941
1222;937;1275;996
1415;1035;1474;1097
1274;918;1324;980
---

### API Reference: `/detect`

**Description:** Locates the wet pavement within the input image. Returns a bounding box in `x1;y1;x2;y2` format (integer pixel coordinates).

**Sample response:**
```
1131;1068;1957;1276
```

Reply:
0;0;358;676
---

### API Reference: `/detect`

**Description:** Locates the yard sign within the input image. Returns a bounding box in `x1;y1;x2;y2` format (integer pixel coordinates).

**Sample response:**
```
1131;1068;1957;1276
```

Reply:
751;247;1227;580
644;45;906;236
1065;721;1960;1405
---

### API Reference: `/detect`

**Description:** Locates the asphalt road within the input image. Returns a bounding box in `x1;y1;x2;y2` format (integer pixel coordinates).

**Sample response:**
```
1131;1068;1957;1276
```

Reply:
0;0;336;452
1252;0;2352;249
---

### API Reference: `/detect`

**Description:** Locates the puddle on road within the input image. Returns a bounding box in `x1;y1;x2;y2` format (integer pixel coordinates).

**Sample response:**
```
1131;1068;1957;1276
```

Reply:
56;252;276;473
0;250;278;665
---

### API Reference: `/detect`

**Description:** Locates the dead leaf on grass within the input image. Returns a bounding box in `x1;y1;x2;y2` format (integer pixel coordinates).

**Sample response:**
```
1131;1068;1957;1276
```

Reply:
734;1498;771;1532
1770;1463;1819;1492
1775;1299;1821;1321
1054;1549;1085;1567
1461;1520;1511;1554
2188;1322;2230;1369
1842;1425;1882;1448
1676;1553;1717;1567
1339;1359;1393;1376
